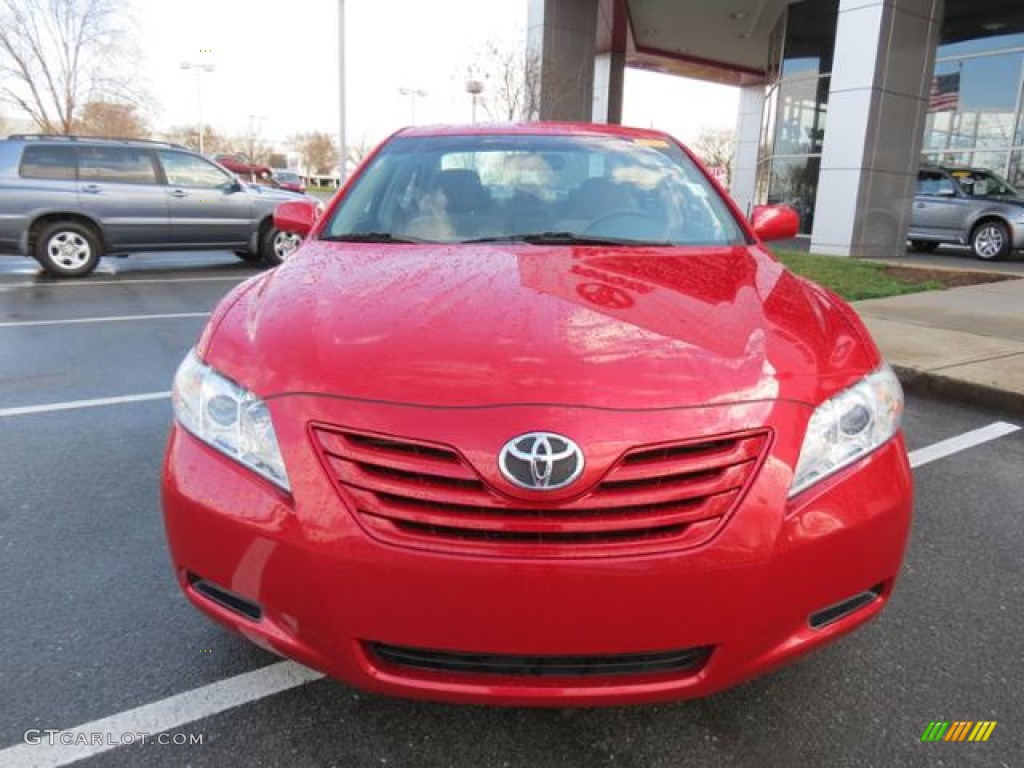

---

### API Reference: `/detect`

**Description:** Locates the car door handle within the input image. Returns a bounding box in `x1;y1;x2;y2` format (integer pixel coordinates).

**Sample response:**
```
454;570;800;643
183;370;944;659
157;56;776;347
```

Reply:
169;189;188;198
81;184;102;194
915;203;926;208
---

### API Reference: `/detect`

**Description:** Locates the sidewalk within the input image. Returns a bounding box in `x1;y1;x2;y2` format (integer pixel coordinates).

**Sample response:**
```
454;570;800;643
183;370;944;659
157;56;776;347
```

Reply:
854;279;1024;413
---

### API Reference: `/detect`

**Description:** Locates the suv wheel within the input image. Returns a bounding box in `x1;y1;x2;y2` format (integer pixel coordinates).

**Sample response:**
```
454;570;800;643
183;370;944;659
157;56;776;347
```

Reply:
35;221;101;277
261;227;301;265
908;240;939;253
970;221;1011;261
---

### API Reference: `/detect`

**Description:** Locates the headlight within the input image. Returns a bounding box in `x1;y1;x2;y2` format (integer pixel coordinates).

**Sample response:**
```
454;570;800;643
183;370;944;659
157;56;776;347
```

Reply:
790;364;903;497
172;350;291;491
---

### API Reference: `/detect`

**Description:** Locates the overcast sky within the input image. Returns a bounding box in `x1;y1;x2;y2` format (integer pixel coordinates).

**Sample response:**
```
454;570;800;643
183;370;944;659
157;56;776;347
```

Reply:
133;0;737;149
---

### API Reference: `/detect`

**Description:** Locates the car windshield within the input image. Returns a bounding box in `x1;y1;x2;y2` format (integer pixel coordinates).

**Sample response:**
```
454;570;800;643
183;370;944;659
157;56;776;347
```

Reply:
950;169;1019;198
321;133;747;246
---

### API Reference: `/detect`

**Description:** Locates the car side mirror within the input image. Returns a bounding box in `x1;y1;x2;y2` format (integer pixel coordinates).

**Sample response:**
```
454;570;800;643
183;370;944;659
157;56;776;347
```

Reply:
750;204;800;241
274;200;319;238
225;178;243;193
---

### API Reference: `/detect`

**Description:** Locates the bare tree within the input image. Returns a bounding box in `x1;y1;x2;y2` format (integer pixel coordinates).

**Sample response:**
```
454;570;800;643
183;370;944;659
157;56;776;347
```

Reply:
245;138;274;166
346;140;373;173
0;112;8;136
292;131;338;176
0;0;142;134
466;37;591;122
74;100;148;138
468;41;541;122
165;124;228;154
691;127;735;185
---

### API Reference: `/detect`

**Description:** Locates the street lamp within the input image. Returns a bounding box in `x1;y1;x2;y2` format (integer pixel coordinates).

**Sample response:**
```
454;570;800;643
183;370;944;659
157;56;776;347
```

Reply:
466;79;484;123
337;0;347;184
398;87;427;124
180;60;215;154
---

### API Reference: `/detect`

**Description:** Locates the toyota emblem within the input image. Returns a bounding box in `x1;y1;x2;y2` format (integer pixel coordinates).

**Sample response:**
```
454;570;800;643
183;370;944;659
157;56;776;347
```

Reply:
498;432;584;491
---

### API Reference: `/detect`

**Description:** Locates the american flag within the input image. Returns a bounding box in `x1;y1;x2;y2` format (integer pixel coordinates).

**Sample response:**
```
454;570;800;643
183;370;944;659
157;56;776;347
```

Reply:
929;72;960;112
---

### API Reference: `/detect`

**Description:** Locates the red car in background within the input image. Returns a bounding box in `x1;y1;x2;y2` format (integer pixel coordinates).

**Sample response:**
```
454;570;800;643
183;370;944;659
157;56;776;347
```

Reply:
162;122;912;706
213;152;272;179
271;168;307;194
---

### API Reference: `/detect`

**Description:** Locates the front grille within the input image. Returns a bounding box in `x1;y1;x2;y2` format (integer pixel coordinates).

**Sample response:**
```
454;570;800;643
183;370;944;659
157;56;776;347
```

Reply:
369;642;712;678
312;425;768;556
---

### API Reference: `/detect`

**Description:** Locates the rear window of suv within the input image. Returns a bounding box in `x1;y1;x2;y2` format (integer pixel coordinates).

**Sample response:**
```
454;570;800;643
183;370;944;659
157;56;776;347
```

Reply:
79;147;159;184
20;145;77;180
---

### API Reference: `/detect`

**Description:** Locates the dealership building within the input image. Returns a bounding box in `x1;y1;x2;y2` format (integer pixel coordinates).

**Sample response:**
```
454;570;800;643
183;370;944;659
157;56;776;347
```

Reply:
528;0;1024;256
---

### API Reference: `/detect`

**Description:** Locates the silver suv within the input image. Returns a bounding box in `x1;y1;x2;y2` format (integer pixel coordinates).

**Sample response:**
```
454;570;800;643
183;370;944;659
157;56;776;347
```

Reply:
0;135;308;277
908;166;1024;261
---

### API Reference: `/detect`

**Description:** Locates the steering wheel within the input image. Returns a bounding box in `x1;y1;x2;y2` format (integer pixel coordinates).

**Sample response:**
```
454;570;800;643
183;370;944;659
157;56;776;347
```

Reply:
582;209;666;239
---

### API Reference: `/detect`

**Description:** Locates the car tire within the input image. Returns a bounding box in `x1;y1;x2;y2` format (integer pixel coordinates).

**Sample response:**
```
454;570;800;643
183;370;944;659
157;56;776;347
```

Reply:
233;250;264;264
908;240;939;253
970;220;1011;261
260;227;301;266
34;220;101;277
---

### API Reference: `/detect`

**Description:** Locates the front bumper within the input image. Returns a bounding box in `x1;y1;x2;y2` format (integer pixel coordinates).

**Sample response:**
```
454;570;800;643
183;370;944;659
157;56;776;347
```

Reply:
161;395;913;706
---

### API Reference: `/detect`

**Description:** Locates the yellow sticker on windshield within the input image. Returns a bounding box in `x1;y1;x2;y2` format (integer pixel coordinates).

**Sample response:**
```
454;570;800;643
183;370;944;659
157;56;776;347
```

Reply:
634;138;671;149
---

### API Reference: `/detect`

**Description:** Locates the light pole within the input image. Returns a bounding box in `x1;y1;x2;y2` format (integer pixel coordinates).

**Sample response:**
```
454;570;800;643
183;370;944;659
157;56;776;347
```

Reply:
180;60;215;154
466;79;484;123
248;114;267;180
337;0;347;184
398;87;427;124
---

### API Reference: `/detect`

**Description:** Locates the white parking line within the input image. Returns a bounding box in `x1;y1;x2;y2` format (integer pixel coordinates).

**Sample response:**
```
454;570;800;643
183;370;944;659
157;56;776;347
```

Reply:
0;313;209;328
0;662;323;768
0;418;1017;765
0;276;246;290
908;421;1020;468
0;392;170;418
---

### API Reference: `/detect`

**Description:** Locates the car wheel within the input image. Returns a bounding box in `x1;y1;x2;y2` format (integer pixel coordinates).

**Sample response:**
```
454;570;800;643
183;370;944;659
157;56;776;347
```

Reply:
970;220;1011;261
34;221;101;277
261;227;302;265
908;240;939;253
233;250;264;264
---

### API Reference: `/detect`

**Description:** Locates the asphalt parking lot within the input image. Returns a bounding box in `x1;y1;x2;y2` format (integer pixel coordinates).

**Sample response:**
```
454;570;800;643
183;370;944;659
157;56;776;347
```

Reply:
1;251;1021;768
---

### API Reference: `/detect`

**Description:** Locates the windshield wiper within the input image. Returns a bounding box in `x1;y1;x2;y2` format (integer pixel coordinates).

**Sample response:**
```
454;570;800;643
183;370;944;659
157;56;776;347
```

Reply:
461;232;671;247
320;232;421;244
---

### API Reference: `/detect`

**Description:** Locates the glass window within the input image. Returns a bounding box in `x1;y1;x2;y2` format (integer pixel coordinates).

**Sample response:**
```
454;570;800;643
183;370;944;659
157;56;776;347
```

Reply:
947;167;1018;196
917;170;956;196
967;150;1010;175
759;85;779;158
158;151;233;188
19;145;77;180
324;134;747;247
781;0;839;78
773;76;829;156
765;156;820;234
78;147;158;184
1008;151;1024;188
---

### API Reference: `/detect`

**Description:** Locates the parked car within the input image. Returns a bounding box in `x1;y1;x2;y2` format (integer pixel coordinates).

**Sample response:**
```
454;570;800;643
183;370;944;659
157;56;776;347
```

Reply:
162;122;912;706
0;135;312;276
212;152;272;180
908;165;1024;260
271;168;306;194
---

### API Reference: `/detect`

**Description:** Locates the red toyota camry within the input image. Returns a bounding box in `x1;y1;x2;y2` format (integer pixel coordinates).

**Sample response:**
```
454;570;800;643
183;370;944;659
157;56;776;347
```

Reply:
161;123;912;706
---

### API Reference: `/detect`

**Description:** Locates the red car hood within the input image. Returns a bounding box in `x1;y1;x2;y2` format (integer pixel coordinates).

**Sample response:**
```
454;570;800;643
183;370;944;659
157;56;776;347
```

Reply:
205;242;878;409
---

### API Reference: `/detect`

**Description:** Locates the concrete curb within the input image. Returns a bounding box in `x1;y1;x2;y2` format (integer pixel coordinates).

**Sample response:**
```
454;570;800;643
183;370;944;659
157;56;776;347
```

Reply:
891;364;1024;416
